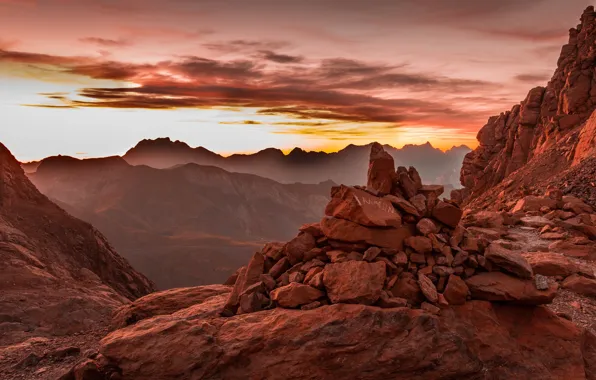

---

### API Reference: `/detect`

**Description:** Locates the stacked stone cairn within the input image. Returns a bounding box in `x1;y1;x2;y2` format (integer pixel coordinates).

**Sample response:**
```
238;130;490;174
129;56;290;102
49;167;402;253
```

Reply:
221;143;557;316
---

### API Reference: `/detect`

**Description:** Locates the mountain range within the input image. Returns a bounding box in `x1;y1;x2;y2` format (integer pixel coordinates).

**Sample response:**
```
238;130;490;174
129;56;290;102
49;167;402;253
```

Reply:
27;155;331;289
122;139;470;188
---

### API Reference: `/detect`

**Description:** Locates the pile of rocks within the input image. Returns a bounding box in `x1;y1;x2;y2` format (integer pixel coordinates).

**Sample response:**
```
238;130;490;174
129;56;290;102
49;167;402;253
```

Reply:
221;143;557;316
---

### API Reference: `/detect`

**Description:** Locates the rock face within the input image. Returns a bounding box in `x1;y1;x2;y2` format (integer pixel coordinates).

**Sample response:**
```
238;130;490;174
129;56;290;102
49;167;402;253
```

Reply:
323;261;386;305
466;272;557;305
367;142;397;194
458;6;596;201
325;185;401;227
0;142;154;347
66;287;596;380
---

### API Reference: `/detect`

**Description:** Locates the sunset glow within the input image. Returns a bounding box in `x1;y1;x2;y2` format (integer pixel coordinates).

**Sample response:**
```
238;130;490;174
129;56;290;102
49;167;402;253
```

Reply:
0;0;591;161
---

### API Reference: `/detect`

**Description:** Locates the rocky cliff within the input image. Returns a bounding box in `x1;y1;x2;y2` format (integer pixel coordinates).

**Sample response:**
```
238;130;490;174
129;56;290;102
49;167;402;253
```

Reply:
0;142;154;348
459;6;596;200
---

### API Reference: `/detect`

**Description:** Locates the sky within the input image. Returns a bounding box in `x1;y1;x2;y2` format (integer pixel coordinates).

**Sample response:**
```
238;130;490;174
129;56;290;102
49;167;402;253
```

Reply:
0;0;592;161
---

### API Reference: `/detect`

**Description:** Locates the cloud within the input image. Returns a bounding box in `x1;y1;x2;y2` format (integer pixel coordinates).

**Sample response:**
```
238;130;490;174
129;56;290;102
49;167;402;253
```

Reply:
203;39;290;53
469;27;568;42
219;120;263;125
1;47;494;132
79;37;133;47
256;50;303;64
514;73;551;83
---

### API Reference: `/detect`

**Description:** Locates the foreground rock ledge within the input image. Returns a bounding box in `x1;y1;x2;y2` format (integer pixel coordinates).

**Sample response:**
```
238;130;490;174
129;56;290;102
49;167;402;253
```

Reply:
65;289;596;380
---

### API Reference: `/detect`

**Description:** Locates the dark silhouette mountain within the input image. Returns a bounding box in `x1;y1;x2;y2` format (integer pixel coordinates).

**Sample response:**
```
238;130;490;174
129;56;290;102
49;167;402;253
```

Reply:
122;138;470;187
28;156;332;289
0;142;154;348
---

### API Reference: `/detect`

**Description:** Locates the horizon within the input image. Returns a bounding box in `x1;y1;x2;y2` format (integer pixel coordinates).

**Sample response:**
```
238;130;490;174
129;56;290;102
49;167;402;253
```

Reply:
1;0;591;161
17;137;471;163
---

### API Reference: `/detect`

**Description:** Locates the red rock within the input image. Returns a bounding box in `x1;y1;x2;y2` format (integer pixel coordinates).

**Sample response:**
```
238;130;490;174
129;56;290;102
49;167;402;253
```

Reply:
485;244;533;279
300;259;325;272
549;240;596;260
326;250;349;263
307;271;324;290
409;194;427;215
268;257;290;279
419;184;444;198
562;274;596;297
421;302;441;315
390;272;423;305
511;196;558;213
289;272;305;283
298;223;323;237
221;267;248;316
114;285;231;329
416;218;438;235
385;274;398;289
377;293;408;308
398;169;418;199
260;274;277;291
363;246;381;262
367;142;397;195
520;216;554;228
522;252;579;277
384;195;420;216
270;283;323;308
284;233;316;265
323;261;386;305
466;272;557;305
300;301;322;311
392;251;408;266
320;217;412;250
304;267;323;284
444;275;469;305
465;211;505;228
91;291;596;380
436;294;448;307
405;236;432;254
409;252;426;264
261;242;285;262
417;273;438;304
325;185;402;227
303;247;324;262
460;236;480;252
432;201;463;228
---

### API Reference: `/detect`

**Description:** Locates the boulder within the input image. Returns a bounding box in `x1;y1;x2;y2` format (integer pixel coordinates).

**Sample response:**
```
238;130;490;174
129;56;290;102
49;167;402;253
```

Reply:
522;253;579;277
485;244;533;279
325;185;402;227
114;285;231;329
419;184;444;198
466;272;558;305
284;233;316;265
384;195;421;217
323;261;386;305
511;196;558;213
443;275;469;305
320;217;412;250
92;290;594;380
416;218;438;235
562;274;596;298
417;273;438;304
367;142;396;194
390;272;424;305
432;201;463;228
405;236;432;254
520;216;554;228
270;283;324;308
